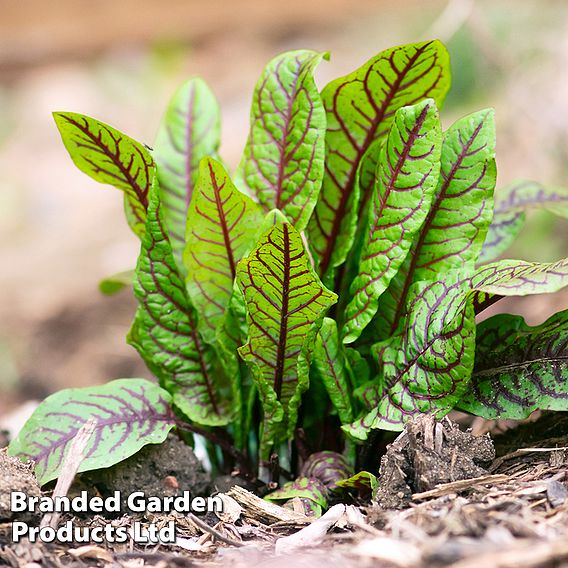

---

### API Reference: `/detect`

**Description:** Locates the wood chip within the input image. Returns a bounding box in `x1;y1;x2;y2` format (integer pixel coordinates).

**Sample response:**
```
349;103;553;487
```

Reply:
68;545;113;562
546;479;568;507
354;537;422;567
448;538;568;568
215;493;243;523
275;504;346;554
40;417;97;530
226;486;310;525
412;474;509;500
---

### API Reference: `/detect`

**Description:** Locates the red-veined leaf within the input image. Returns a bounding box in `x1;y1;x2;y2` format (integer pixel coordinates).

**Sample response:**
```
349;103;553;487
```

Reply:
479;180;568;263
8;379;175;485
184;157;262;343
53;112;154;238
154;78;221;270
345;276;475;438
375;109;496;338
313;318;354;424
307;40;450;284
343;100;442;343
457;310;568;419
238;50;327;230
128;180;232;426
236;222;336;458
471;258;568;313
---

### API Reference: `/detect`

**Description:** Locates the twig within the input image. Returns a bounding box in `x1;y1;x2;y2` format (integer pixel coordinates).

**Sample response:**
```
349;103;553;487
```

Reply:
41;417;97;529
275;504;347;554
490;447;568;472
412;474;509;500
187;513;244;547
226;486;309;525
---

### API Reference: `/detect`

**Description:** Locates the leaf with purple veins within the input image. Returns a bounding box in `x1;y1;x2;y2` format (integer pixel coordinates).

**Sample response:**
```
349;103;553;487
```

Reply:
307;40;451;285
53;112;154;238
184;157;262;344
154;78;221;273
374;109;496;339
480;180;568;264
345;275;475;438
8;379;175;485
238;50;327;231
300;450;353;490
313;318;354;424
128;179;233;426
457;309;568;419
236;222;336;458
265;476;328;516
342;99;442;344
471;257;568;314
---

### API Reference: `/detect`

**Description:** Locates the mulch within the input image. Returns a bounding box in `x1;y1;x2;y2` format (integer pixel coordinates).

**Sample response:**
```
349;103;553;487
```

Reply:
1;414;568;568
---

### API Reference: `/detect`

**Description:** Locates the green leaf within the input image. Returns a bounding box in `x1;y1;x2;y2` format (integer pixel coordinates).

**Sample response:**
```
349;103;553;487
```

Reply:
336;471;379;498
236;222;337;457
128;180;232;426
98;269;134;295
374;109;496;339
214;284;258;451
53;112;154;238
313;318;354;424
238;50;327;231
480;181;568;264
478;210;525;265
471;258;568;313
154;78;221;271
308;40;451;283
8;379;175;485
343;100;443;343
265;476;328;516
345;276;475;438
184;157;262;343
300;450;353;490
457;310;568;419
345;348;370;387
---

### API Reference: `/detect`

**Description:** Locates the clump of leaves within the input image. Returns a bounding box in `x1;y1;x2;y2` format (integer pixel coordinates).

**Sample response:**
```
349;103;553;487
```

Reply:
10;42;568;507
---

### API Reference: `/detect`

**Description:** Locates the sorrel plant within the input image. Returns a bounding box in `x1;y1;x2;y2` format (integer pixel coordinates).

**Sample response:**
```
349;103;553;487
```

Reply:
10;42;568;504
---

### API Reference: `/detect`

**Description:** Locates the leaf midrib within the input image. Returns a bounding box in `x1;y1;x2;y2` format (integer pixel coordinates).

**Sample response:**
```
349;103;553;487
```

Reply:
347;103;431;325
474;354;568;379
62;114;150;210
274;224;291;400
275;57;301;210
318;42;432;276
207;160;237;277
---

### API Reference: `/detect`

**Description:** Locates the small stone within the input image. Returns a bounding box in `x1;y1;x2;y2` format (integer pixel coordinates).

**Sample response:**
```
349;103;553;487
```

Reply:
547;479;568;508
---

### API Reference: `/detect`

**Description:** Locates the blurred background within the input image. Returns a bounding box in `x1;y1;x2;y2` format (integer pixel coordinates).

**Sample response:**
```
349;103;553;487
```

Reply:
1;0;567;427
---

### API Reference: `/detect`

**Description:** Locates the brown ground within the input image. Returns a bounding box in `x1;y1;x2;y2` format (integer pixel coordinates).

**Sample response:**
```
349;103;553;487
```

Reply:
1;414;568;567
1;0;568;422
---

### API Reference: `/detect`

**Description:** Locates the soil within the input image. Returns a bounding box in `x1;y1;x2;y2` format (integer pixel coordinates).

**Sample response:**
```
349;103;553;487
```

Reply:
375;415;495;509
84;434;211;511
492;411;568;456
0;450;41;523
1;414;568;567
